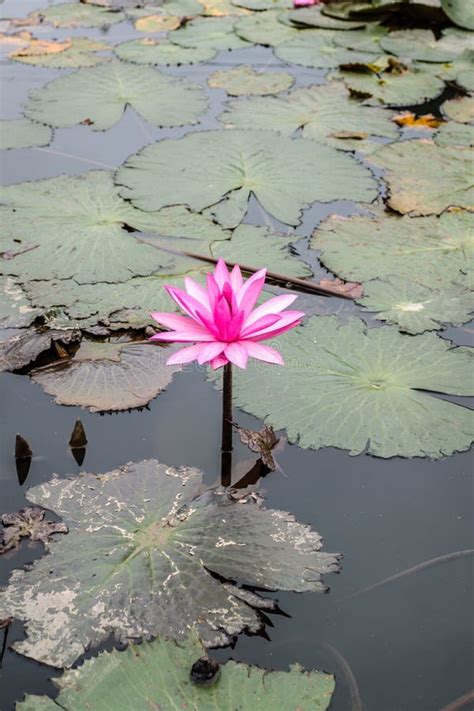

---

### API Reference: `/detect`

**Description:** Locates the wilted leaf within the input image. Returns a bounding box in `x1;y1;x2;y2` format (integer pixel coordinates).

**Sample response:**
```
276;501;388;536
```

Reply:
0;277;39;328
0;328;78;372
0;31;32;57
33;2;125;27
368;140;473;214
221;82;397;149
441;95;474;124
170;16;251;49
317;277;363;299
12;37;110;68
134;13;181;31
209;315;474;459
0;460;339;666
17;635;335;711
24;62;207;130
234;10;298;46
392;111;442;129
116;129;377;228
235;423;280;470
441;0;474;29
0;172;179;284
115;38;217;65
380;29;458;62
275;30;375;68
1;508;67;554
0;119;52;150
31;341;181;412
209;65;294;95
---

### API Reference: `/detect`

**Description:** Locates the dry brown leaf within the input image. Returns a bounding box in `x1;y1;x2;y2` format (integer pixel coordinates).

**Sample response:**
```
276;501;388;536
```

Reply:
134;14;181;32
234;423;280;471
318;277;364;299
11;38;72;58
0;30;32;51
0;507;68;554
393;111;443;129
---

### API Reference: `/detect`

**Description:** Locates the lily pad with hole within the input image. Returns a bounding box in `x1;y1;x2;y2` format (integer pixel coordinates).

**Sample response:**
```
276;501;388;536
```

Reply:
0;459;339;667
356;278;473;334
275;30;375;68
117;129;378;228
380;29;458;63
337;64;445;106
33;2;125;27
11;37;111;68
441;0;474;29
368;140;474;214
441;96;474;124
0;172;178;284
209;315;474;459
211;224;312;276
115;38;217;65
31;341;181;411
17;634;335;711
220;82;397;149
208;65;294;95
234;10;298;46
170;16;251;49
311;210;473;285
24;62;207;131
0;119;52;150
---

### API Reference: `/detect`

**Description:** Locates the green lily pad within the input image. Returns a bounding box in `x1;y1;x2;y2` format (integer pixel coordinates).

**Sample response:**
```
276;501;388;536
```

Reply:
0;119;52;150
211;224;312;276
209;315;474;458
31;341;181;411
12;37;111;68
33;2;125;27
338;63;445;106
357;278;473;333
333;25;387;53
0;171;177;284
17;635;335;711
311;210;473;285
0;277;39;328
209;65;294;95
0;459;339;667
368;140;474;214
24;62;207;131
170;17;251;50
233;0;291;8
115;38;217;65
288;6;367;29
275;30;375;68
380;29;458;62
116;129;378;228
441;0;474;29
435;122;474;147
441;95;474;124
220;82;397;149
235;10;298;46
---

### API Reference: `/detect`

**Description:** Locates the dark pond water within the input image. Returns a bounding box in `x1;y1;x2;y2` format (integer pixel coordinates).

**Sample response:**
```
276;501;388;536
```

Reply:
1;1;473;709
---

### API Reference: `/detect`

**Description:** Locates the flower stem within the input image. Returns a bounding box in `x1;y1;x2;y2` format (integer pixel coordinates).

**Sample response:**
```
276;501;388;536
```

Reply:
221;363;233;453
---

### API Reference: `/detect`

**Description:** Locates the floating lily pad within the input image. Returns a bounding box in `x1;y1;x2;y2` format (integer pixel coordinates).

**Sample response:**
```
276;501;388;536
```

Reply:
0;277;39;328
199;0;251;16
435;122;474;147
31;341;181;411
211;224;312;276
441;95;474;124
0;172;179;284
210;315;474;459
221;82;397;149
170;17;251;49
117;129;377;227
0;460;339;667
17;635;335;711
338;63;445;106
25;62;207;130
209;65;294;95
357;278;473;333
380;29;458;62
134;13;181;31
115;38;216;65
232;0;291;9
311;210;473;285
0;119;52;150
441;0;474;29
333;25;387;52
11;37;111;68
275;30;375;68
235;10;297;46
288;6;366;29
0;328;79;373
368;140;473;214
33;2;125;27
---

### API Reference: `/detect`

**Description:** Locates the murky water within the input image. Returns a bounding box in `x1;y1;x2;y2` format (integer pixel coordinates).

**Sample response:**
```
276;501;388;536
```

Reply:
1;1;473;709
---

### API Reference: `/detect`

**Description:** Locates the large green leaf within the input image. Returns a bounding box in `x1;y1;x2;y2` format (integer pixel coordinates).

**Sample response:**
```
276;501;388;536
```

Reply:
368;140;474;214
209;65;294;95
0;119;52;150
31;341;181;411
0;460;339;667
337;63;445;106
234;10;298;46
441;0;474;29
12;37;111;68
24;62;207;130
0;172;177;284
274;30;375;68
380;29;459;62
34;2;125;27
220;82;397;149
170;17;251;49
209;315;474;458
211;224;312;276
311;211;473;284
116;129;378;228
17;635;335;711
115;38;217;65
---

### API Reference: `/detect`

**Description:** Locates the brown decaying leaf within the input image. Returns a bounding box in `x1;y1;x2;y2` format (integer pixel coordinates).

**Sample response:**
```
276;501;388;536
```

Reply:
0;31;32;50
393;111;443;129
11;38;72;58
0;507;68;554
234;423;280;470
134;14;181;32
317;277;364;299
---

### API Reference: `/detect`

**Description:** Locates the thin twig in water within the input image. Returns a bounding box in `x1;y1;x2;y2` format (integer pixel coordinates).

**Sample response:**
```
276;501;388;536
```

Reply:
320;641;364;711
438;690;474;711
344;550;474;601
0;619;11;669
33;147;114;170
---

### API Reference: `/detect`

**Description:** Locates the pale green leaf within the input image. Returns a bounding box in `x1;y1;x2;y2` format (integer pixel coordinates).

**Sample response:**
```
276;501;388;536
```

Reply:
441;0;474;29
12;37;111;68
234;10;298;46
0;119;52;150
115;38;216;65
209;65;294;95
34;2;125;27
170;17;251;49
441;95;474;124
275;30;375;68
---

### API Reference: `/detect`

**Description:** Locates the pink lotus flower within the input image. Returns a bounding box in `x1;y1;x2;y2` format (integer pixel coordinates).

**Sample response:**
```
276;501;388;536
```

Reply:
293;0;320;7
150;259;304;369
